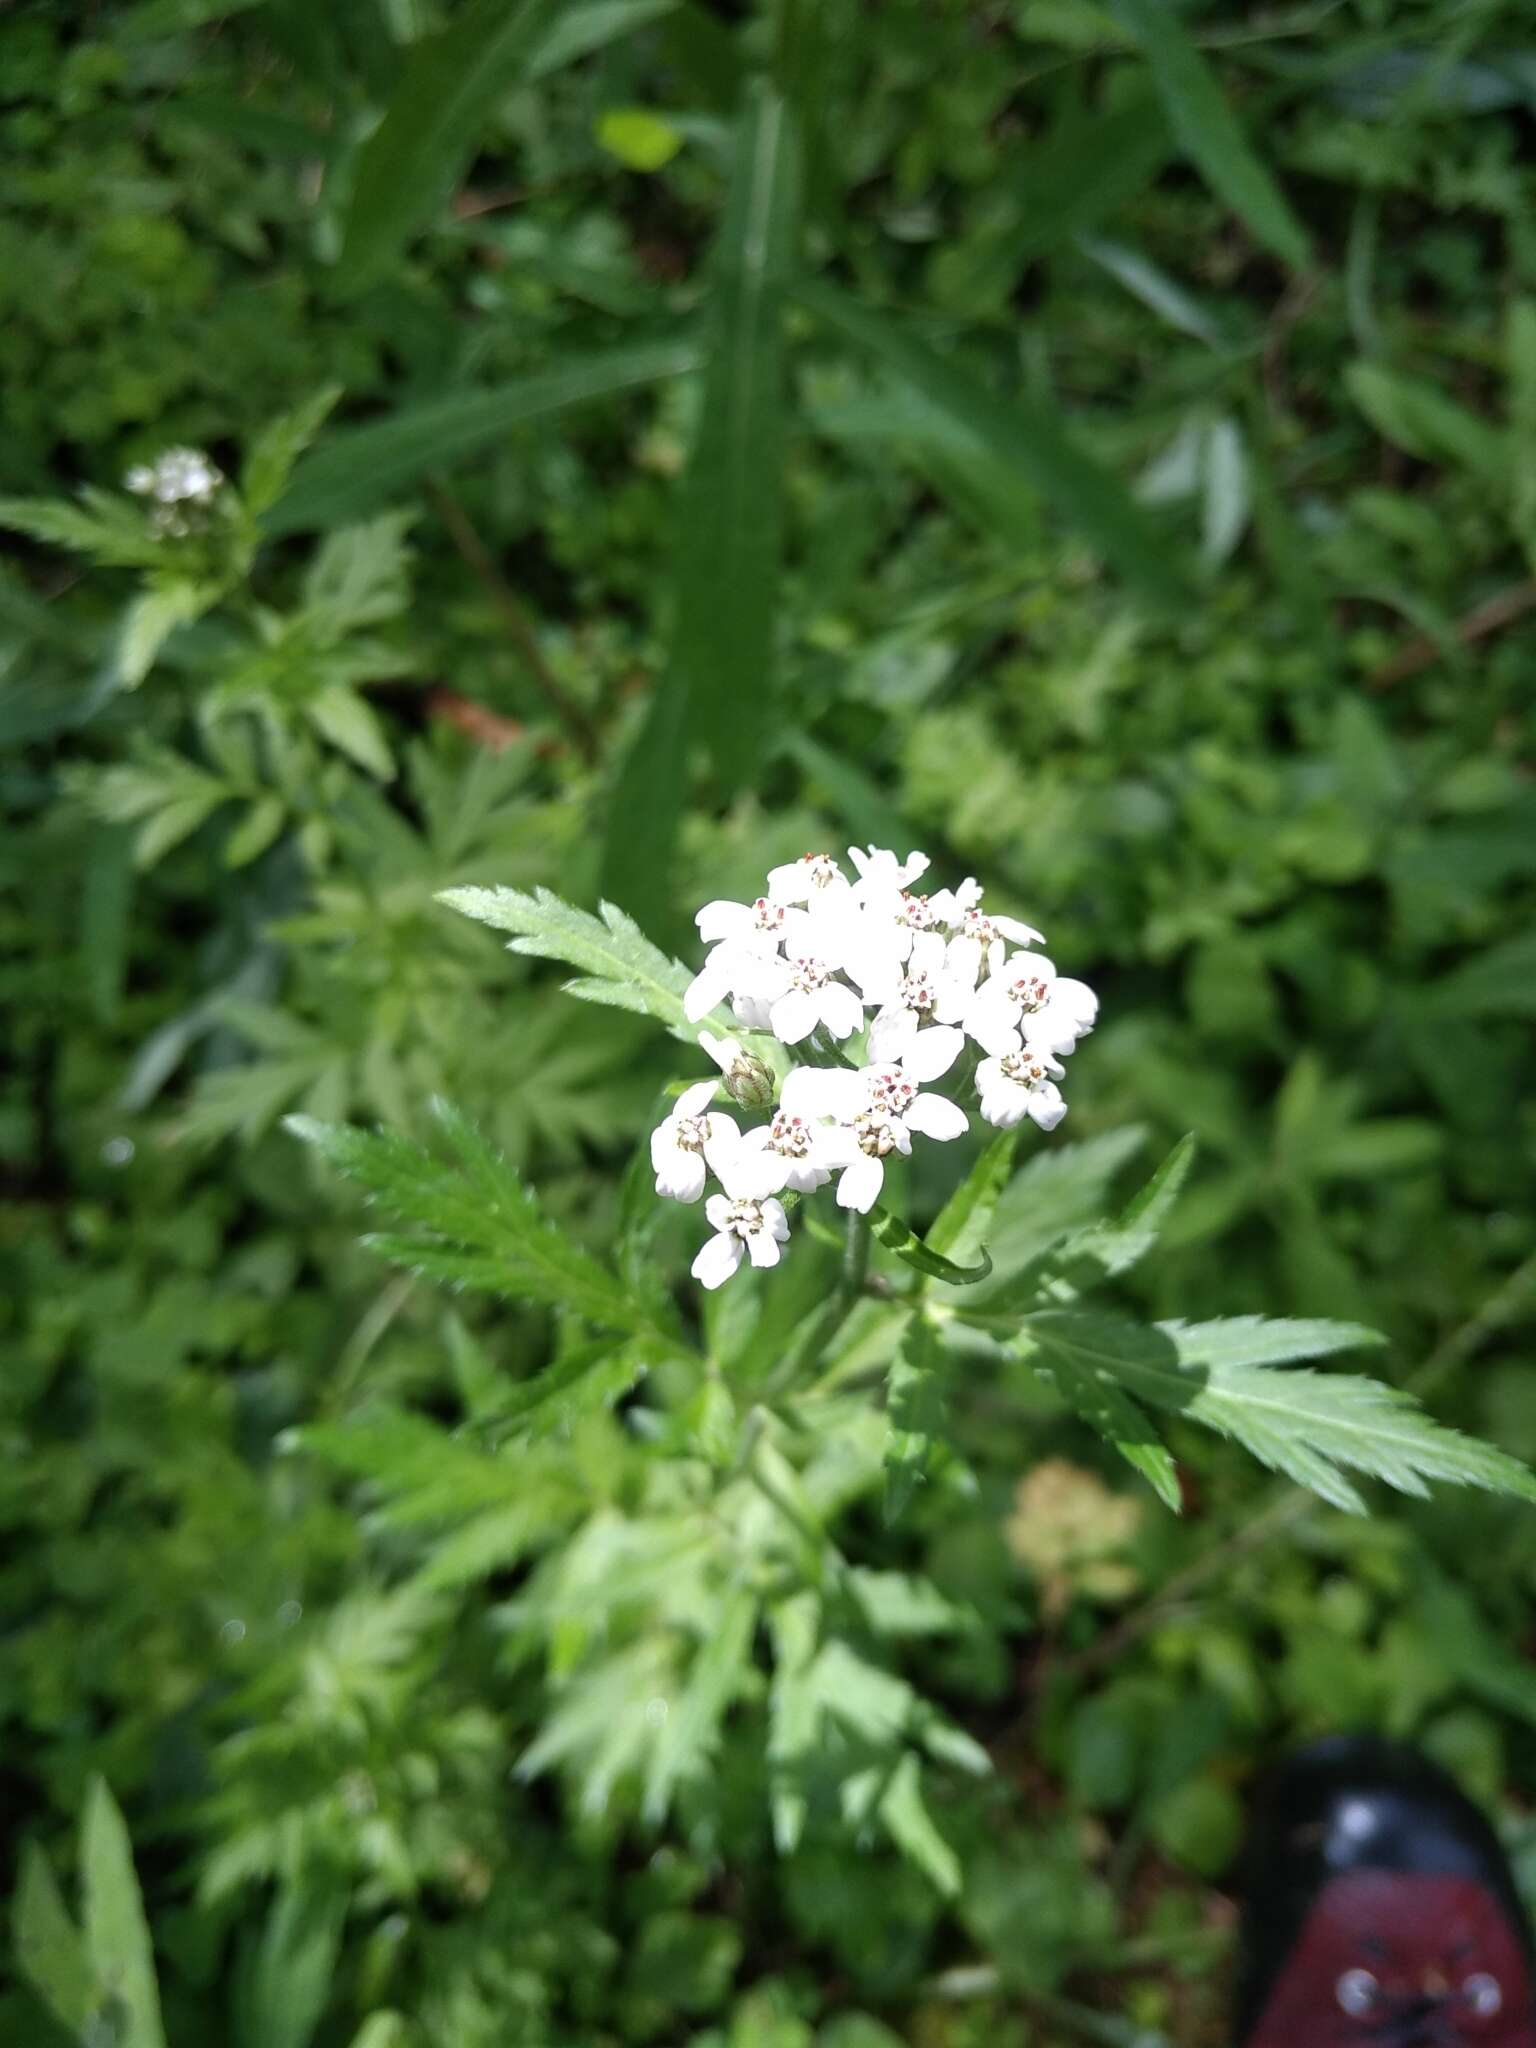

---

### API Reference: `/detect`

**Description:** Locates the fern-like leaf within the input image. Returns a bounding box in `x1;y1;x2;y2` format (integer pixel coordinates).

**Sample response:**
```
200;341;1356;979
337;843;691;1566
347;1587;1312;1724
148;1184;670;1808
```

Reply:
1022;1311;1536;1514
438;884;698;1038
287;1102;681;1346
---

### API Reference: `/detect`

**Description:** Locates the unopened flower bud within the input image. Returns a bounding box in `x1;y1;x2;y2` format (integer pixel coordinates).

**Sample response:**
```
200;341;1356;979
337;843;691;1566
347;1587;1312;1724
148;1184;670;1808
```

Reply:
722;1051;775;1109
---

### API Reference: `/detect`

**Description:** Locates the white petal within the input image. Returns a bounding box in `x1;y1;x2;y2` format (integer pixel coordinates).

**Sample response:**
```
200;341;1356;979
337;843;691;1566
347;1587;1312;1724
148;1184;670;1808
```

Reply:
782;1158;830;1193
964;996;1022;1059
818;982;865;1040
746;1227;783;1268
978;1087;1027;1130
1050;976;1099;1033
899;1024;964;1085
945;934;983;990
724;1144;785;1200
655;1151;707;1201
762;1198;790;1241
693;1232;746;1289
705;1193;734;1231
867;1006;916;1061
905;1092;968;1141
684;955;732;1022
907;929;947;979
769;988;820;1044
995;913;1045;946
675;1079;719;1119
837;1155;885;1212
695;899;752;944
1026;1084;1068;1131
780;1065;848;1119
767;860;814;903
732;993;775;1030
698;1030;746;1074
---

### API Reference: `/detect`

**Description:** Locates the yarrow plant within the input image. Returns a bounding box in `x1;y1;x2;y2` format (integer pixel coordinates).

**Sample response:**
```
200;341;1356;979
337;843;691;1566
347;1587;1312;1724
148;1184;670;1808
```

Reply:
124;445;227;536
663;846;1097;1287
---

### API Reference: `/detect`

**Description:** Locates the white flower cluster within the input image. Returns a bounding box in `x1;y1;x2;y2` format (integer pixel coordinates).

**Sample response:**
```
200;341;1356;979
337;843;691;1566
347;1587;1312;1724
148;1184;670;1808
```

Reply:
653;847;1099;1289
124;447;225;536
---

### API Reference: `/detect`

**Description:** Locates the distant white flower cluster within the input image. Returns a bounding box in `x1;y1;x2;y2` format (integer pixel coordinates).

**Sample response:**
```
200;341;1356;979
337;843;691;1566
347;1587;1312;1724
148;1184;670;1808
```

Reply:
124;447;225;536
654;847;1099;1288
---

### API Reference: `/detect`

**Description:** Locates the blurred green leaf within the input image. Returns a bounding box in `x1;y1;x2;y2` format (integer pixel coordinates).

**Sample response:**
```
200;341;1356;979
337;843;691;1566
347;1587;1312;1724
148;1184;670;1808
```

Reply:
797;278;1188;607
1110;0;1310;268
337;0;562;294
81;1777;167;2048
268;341;700;533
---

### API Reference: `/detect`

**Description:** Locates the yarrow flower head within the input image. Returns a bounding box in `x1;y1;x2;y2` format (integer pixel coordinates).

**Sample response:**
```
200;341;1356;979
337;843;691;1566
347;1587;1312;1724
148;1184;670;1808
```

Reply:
124;446;226;537
656;847;1098;1286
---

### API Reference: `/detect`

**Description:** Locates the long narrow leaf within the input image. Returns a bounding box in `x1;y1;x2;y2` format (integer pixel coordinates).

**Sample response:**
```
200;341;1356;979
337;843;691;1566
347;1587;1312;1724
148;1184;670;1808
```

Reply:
268;341;699;533
797;278;1186;607
337;0;562;293
1111;0;1310;269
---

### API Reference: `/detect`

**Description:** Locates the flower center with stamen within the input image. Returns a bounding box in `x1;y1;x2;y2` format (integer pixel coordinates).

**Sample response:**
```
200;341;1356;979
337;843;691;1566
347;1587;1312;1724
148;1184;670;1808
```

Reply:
798;853;841;889
898;969;936;1015
723;1197;766;1238
675;1115;710;1152
1000;1050;1048;1088
1008;970;1050;1013
962;908;996;942
897;892;933;929
788;955;831;992
867;1070;915;1116
751;897;786;934
768;1112;811;1158
854;1112;901;1158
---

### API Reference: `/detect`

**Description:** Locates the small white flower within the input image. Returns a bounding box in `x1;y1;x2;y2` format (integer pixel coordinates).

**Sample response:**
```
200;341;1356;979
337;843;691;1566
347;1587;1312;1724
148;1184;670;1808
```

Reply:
695;893;790;949
690;1167;792;1288
944;903;1046;988
847;845;930;898
817;1061;968;1212
650;1080;739;1201
965;952;1099;1058
976;1041;1068;1130
859;930;973;1064
768;954;865;1045
125;446;225;537
766;851;853;905
684;942;788;1024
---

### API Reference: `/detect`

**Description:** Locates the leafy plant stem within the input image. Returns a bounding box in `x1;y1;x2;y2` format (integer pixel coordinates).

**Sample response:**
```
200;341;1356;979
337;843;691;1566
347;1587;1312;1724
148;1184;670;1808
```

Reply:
428;480;598;761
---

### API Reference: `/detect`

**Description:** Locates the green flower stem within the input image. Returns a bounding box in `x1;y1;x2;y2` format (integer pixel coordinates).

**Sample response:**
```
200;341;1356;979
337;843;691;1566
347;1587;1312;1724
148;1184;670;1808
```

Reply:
763;1205;872;1398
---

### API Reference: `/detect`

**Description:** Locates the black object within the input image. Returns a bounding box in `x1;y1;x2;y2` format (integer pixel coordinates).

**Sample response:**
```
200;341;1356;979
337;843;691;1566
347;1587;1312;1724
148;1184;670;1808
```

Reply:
1235;1734;1536;2046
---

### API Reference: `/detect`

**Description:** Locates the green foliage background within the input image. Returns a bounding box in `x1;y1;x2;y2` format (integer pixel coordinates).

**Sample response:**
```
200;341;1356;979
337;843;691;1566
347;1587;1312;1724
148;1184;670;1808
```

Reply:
5;2;1536;2044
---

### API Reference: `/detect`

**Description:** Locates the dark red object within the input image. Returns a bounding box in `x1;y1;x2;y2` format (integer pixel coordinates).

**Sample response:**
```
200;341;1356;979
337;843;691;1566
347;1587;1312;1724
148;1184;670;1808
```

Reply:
1237;1737;1536;2047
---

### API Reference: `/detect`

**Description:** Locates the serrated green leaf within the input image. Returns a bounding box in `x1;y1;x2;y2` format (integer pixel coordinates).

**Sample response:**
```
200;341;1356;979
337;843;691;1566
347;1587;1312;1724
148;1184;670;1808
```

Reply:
1023;1334;1181;1510
1023;1311;1536;1513
873;1206;992;1285
925;1131;1016;1265
82;1777;167;2048
884;1315;948;1525
0;491;165;570
118;581;212;689
977;1131;1193;1314
642;1587;758;1822
1110;0;1310;269
305;685;395;779
287;1104;676;1343
438;884;697;1037
241;386;342;516
337;0;562;294
879;1752;962;1896
796;278;1187;608
268;341;699;533
13;1843;91;2034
